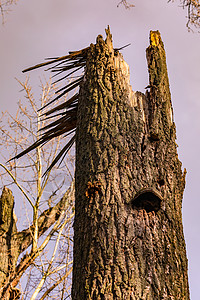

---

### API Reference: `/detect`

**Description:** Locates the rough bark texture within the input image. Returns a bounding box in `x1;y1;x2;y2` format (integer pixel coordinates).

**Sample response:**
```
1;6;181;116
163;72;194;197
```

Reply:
0;182;75;299
73;28;190;299
0;187;20;299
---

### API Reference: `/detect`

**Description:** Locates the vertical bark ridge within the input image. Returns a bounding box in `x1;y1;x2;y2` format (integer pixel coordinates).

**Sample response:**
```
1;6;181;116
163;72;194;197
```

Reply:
73;27;190;299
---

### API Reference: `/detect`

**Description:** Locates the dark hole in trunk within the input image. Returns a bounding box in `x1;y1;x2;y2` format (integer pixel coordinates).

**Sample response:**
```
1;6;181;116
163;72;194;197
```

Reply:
132;189;162;212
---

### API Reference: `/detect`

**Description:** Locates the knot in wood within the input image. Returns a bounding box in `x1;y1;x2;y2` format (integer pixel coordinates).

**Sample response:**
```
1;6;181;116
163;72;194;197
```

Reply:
85;181;101;199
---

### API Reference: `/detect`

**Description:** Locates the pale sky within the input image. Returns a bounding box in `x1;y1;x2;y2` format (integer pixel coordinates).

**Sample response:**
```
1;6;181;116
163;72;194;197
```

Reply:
0;0;200;298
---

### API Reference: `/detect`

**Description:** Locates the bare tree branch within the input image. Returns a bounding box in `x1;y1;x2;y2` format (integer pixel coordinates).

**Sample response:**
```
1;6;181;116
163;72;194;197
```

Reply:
117;0;134;9
169;0;200;29
39;266;73;300
0;0;19;24
0;78;75;299
17;180;75;254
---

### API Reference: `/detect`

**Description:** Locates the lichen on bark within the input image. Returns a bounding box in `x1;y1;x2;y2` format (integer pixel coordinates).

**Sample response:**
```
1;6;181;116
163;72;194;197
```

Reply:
73;27;190;299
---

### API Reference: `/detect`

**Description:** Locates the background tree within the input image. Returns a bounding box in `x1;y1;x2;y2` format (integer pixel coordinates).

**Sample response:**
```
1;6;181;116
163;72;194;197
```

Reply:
168;0;200;29
0;0;18;23
0;78;75;299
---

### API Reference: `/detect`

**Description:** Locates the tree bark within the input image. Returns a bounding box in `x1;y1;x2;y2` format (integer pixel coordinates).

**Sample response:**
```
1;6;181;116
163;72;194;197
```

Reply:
73;28;190;299
0;181;75;299
0;187;20;299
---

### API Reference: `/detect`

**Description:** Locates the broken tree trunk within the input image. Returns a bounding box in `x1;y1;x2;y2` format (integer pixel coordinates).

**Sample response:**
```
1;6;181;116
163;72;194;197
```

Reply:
0;182;75;299
73;28;190;299
0;187;20;299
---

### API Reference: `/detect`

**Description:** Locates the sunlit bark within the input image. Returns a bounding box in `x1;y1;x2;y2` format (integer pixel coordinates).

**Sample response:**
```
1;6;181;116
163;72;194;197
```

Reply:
72;28;190;299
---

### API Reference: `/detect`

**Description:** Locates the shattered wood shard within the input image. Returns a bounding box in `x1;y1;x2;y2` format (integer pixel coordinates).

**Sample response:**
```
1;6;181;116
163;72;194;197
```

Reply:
73;28;190;299
12;34;130;174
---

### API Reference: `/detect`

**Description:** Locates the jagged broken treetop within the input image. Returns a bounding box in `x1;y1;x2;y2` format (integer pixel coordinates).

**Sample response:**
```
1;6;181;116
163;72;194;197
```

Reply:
12;27;169;175
12;26;130;173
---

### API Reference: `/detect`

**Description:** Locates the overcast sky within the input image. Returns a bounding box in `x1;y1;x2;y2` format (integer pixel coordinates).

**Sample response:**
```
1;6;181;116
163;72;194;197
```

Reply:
0;0;200;298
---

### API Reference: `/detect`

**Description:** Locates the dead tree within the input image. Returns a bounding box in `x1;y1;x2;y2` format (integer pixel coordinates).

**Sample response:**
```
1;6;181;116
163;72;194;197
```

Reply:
73;28;190;299
12;27;190;299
